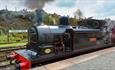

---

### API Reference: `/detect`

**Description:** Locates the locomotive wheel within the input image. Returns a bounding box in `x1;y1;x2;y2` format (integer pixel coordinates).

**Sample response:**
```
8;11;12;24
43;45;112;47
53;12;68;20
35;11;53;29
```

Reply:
104;40;109;44
104;33;111;44
93;21;100;28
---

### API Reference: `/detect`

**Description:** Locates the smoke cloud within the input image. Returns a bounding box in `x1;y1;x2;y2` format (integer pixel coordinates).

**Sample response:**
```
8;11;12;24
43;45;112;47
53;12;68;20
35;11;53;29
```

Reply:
25;0;54;10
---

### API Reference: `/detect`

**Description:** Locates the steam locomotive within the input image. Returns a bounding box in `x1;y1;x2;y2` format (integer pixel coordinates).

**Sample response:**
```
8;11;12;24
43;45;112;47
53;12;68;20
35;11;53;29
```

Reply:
7;16;113;70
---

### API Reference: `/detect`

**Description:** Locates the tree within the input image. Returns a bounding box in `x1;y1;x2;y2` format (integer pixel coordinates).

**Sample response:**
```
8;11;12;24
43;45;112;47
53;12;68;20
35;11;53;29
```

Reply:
74;9;83;20
43;14;54;25
69;18;78;26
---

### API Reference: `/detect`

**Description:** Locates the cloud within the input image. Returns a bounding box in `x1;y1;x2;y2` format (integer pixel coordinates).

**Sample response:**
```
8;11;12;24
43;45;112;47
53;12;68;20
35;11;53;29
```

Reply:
0;0;115;19
44;0;115;19
0;0;54;10
24;0;54;10
0;0;26;11
108;16;115;20
55;0;76;7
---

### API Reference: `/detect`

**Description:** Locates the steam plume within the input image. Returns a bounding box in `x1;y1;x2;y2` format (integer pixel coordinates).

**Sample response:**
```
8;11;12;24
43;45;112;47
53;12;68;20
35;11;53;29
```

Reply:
25;0;54;10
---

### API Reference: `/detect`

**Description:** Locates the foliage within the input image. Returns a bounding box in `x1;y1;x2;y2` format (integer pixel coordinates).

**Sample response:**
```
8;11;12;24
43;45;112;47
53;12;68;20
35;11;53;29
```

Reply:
69;18;78;26
0;33;28;43
0;9;35;30
74;9;83;20
43;14;54;25
43;13;60;25
0;35;7;43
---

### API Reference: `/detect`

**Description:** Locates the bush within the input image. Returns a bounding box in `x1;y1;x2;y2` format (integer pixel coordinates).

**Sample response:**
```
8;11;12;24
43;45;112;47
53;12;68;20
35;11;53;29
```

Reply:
0;33;28;43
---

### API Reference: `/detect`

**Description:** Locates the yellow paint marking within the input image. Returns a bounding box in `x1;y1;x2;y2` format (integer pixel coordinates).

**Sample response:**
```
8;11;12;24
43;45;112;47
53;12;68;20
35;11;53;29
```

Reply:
72;55;100;64
44;60;73;70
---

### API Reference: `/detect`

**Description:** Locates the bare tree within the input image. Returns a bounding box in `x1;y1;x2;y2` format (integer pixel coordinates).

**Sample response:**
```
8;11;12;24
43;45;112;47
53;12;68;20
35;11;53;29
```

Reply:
74;9;83;20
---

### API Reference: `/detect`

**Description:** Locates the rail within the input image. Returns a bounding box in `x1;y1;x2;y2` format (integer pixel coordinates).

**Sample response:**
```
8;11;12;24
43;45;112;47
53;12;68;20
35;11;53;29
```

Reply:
0;46;26;52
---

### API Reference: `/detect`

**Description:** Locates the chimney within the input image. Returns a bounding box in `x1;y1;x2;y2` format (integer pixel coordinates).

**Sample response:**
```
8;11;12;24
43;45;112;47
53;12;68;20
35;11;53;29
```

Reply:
35;9;45;25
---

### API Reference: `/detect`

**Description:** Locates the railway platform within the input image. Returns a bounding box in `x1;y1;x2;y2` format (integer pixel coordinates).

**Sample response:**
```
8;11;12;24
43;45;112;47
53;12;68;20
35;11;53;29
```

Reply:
32;47;115;70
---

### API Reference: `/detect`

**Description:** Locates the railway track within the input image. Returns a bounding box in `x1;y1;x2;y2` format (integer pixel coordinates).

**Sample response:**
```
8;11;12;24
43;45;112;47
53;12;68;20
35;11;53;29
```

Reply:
0;61;15;70
0;55;7;62
0;45;26;69
0;46;26;60
0;61;11;68
0;46;26;52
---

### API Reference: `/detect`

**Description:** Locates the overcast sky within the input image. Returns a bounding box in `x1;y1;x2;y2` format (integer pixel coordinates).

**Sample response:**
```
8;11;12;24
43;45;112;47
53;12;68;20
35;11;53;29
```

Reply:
0;0;115;19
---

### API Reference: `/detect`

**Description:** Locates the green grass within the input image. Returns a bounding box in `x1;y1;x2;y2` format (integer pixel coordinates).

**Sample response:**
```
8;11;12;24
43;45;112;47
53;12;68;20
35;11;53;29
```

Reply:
0;35;7;43
0;42;27;47
0;33;28;43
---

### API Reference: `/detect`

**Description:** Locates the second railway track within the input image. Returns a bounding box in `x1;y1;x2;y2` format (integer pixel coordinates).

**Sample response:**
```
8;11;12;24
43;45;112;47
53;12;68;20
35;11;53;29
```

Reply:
0;46;26;52
0;62;15;70
0;46;26;63
0;46;27;70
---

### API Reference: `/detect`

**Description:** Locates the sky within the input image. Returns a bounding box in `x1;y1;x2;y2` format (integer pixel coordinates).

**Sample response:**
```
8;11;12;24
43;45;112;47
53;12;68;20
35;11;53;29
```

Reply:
0;0;115;20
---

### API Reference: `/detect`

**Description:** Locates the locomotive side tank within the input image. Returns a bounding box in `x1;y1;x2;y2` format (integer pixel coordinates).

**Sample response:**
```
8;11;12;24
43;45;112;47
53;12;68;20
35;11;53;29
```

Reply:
28;25;72;46
27;25;72;54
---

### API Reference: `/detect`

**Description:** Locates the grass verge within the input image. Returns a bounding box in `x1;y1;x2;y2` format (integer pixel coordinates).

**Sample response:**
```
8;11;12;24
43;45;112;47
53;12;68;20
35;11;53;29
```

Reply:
0;42;27;47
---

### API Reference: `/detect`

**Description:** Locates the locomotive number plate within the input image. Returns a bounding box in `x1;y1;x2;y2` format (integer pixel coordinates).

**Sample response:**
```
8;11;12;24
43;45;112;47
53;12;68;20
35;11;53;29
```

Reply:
44;48;51;54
